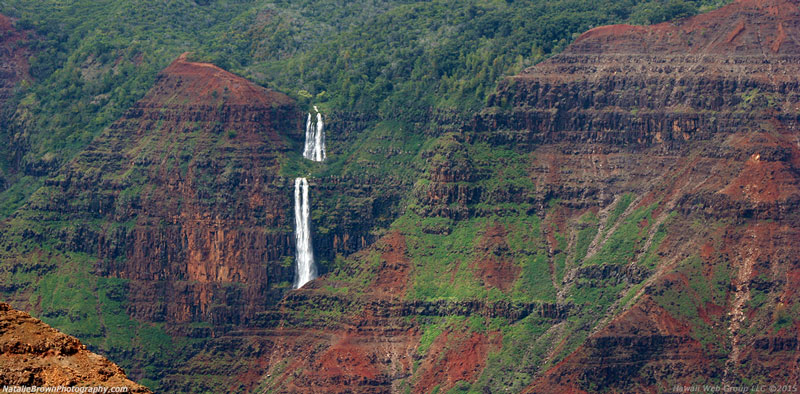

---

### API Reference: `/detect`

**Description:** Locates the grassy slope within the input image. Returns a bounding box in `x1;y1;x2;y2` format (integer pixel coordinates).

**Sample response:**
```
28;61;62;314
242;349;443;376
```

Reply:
313;135;690;392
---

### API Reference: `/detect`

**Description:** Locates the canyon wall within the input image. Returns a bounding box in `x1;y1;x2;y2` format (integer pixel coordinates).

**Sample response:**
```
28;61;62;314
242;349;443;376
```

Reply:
3;0;800;392
247;0;800;392
50;54;297;324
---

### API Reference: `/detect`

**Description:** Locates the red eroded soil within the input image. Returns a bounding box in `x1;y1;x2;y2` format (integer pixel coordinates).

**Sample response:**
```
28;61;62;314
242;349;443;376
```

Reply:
150;52;293;107
471;223;519;292
721;155;800;203
565;0;800;57
414;331;501;394
368;231;412;297
66;51;300;325
315;334;381;381
524;296;701;393
0;303;151;392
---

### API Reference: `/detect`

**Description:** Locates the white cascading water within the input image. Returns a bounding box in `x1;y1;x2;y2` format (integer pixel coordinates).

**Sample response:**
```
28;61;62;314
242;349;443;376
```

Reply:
293;177;316;288
302;106;326;162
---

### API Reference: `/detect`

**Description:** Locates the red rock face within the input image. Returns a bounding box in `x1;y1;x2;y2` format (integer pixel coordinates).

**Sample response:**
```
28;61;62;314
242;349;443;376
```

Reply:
413;331;501;394
368;232;412;297
472;224;519;293
525;296;705;394
5;1;800;392
570;0;800;57
7;54;299;327
492;0;800;391
150;53;290;108
211;2;800;392
106;55;296;324
482;0;800;148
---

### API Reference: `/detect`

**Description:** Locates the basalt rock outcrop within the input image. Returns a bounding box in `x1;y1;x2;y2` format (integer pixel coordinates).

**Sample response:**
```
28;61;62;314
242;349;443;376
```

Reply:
0;49;423;391
0;303;151;392
480;0;800;148
32;53;298;324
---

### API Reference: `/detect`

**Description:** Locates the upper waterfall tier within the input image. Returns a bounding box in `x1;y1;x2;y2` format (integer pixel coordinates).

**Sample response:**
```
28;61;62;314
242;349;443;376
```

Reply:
302;107;326;162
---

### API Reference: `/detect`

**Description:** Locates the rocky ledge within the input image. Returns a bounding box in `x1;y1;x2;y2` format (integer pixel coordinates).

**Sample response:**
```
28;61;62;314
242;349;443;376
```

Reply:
0;303;151;392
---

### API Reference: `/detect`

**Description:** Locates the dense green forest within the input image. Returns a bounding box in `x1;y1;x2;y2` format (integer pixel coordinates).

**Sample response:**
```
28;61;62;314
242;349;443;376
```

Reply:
0;0;729;216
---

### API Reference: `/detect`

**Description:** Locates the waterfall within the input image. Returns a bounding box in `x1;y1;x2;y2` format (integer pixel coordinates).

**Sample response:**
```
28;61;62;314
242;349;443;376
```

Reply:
302;106;326;162
293;177;316;288
315;111;326;161
303;114;313;159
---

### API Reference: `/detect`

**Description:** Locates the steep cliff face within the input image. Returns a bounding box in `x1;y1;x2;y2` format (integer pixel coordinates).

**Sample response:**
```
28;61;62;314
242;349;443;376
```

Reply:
0;53;304;389
249;0;800;392
482;0;800;148
0;302;151;392
489;0;800;391
0;48;423;391
310;112;424;266
32;53;297;324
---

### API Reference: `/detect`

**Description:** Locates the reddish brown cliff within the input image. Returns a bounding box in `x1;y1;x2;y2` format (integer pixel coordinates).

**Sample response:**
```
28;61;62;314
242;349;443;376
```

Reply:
481;0;800;149
89;53;294;324
0;50;427;391
495;0;800;391
5;0;800;392
4;52;299;325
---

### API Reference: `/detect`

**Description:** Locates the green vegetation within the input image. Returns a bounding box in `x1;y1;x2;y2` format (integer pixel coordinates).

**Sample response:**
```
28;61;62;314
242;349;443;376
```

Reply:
651;255;729;352
417;323;444;356
14;248;204;392
738;88;780;110
469;315;553;392
553;235;568;286
397;213;494;300
392;203;554;302
574;211;600;264
604;193;635;234
585;200;658;266
0;176;43;218
774;308;794;332
0;0;731;217
640;212;676;269
0;0;739;391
